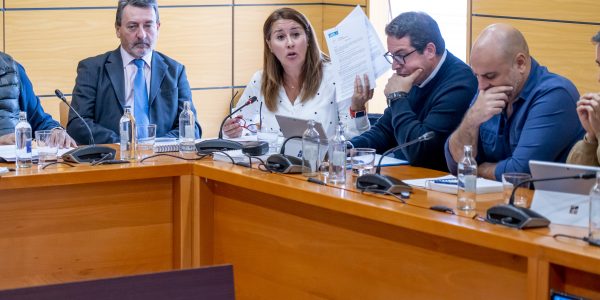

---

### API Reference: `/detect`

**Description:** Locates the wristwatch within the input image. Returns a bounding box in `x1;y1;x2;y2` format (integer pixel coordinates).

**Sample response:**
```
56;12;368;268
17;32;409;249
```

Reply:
386;91;409;106
349;107;366;118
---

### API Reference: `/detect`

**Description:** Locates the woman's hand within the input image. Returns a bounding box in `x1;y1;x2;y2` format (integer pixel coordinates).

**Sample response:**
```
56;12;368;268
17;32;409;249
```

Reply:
351;74;374;111
223;115;244;138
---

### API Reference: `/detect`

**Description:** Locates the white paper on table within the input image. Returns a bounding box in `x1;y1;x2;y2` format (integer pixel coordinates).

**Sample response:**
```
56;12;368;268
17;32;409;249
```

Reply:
0;144;73;162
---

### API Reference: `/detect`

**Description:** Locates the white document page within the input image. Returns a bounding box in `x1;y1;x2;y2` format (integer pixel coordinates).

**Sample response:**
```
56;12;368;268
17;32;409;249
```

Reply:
325;6;389;103
325;6;374;103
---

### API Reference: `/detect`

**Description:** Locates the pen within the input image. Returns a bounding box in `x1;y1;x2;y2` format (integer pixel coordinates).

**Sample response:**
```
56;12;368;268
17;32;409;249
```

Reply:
432;179;458;185
308;178;326;185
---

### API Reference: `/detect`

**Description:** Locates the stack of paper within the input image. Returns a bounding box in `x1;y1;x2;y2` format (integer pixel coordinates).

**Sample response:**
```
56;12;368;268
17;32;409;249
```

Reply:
404;175;503;195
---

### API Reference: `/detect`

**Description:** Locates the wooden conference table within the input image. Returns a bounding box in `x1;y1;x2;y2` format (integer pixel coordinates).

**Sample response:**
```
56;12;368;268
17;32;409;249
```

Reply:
0;155;599;299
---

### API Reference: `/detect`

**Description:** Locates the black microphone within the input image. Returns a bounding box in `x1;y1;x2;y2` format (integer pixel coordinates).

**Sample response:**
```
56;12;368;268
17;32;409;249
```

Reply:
487;173;596;229
195;96;267;155
56;89;116;163
356;131;435;194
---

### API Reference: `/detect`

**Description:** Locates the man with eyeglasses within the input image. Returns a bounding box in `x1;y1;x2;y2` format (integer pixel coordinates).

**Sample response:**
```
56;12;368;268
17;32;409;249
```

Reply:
349;12;477;171
445;24;583;180
67;0;201;144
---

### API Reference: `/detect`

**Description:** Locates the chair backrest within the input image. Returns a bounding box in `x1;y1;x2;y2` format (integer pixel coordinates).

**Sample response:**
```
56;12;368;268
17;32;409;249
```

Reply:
0;265;235;300
59;97;70;128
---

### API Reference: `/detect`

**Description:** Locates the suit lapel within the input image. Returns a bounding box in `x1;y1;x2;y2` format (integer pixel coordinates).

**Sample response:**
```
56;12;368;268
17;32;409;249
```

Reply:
106;49;126;109
149;52;166;107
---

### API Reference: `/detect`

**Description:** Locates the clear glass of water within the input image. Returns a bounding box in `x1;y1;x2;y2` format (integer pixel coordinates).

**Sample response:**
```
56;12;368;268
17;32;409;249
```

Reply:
257;129;279;154
350;148;376;176
136;124;157;160
35;130;58;167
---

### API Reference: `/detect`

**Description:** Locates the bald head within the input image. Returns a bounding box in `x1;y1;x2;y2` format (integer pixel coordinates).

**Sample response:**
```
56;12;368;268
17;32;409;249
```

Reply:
470;24;531;102
472;23;529;62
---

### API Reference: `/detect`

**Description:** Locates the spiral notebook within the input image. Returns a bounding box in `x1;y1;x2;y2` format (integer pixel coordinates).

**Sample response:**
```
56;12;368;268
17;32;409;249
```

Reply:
154;138;180;153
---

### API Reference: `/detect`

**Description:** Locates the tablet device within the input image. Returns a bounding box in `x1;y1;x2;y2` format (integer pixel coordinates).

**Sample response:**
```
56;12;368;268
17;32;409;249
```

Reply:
529;160;600;228
275;115;327;140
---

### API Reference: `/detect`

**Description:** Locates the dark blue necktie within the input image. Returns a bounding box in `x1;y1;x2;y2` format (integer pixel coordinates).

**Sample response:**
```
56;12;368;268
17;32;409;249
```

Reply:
133;59;149;126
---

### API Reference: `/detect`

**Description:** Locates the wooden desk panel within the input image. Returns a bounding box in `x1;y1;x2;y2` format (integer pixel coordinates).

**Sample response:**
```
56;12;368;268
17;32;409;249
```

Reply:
1;158;600;299
210;182;526;299
0;162;193;290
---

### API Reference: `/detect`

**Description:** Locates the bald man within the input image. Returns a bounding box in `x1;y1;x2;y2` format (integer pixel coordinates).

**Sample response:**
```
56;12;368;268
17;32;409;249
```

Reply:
445;24;583;180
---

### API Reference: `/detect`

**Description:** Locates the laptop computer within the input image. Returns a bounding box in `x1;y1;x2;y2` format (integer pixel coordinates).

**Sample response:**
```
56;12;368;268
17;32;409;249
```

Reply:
529;160;599;228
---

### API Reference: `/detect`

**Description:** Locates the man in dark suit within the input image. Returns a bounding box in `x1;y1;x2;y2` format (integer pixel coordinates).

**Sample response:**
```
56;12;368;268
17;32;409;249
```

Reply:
67;0;201;144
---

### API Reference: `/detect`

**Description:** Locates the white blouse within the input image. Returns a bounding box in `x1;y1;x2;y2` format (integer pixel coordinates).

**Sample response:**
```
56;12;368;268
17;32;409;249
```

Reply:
231;62;369;139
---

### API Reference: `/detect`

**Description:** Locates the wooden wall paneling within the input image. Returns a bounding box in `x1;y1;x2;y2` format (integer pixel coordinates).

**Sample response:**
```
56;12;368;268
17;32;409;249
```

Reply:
234;0;317;4
157;6;232;88
5;0;111;8
233;5;323;86
0;178;174;290
192;89;233;138
5;0;232;8
4;9;117;97
472;0;600;24
325;0;366;4
471;17;599;95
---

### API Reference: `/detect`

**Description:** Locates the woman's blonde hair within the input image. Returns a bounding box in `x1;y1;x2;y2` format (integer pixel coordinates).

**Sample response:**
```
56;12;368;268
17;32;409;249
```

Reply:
261;7;329;112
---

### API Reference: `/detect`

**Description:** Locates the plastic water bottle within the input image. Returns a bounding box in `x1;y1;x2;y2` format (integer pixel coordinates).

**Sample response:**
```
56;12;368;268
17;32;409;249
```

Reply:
328;122;347;184
589;172;600;243
302;120;320;177
457;144;477;210
179;101;196;153
119;106;136;160
15;111;32;168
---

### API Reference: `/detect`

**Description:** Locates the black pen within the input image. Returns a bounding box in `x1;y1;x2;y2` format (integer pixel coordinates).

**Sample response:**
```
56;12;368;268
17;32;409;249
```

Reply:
307;178;326;185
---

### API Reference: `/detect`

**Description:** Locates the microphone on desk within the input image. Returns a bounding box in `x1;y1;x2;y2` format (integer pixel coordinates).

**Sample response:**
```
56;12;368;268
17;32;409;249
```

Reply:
55;89;116;163
195;96;267;155
486;173;596;229
356;131;435;194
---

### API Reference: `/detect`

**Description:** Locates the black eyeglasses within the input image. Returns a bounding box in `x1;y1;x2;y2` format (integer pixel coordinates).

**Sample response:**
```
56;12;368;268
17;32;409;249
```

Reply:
383;49;417;65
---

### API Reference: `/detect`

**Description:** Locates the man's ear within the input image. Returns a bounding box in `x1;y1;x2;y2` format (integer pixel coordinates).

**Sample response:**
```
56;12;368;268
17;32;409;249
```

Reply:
116;26;121;38
424;42;437;59
515;53;528;73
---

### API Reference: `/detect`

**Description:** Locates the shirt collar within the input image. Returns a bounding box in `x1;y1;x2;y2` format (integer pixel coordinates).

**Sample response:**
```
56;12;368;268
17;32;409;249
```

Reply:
120;46;153;68
418;50;447;88
516;57;540;103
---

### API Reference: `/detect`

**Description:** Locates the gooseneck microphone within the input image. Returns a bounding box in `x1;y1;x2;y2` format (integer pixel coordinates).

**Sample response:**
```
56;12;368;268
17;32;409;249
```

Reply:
356;131;435;194
195;96;268;155
486;173;596;229
56;89;94;145
374;131;435;175
55;89;116;163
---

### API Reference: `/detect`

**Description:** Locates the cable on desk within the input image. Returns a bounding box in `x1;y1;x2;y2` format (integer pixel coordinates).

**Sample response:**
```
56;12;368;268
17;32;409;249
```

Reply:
90;153;115;166
361;186;406;204
41;161;76;170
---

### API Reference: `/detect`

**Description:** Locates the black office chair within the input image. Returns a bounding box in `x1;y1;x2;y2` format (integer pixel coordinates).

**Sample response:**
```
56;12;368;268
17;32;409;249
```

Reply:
0;265;235;300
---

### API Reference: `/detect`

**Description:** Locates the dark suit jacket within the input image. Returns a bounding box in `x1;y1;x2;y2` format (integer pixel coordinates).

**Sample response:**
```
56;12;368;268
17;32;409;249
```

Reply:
67;48;201;144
